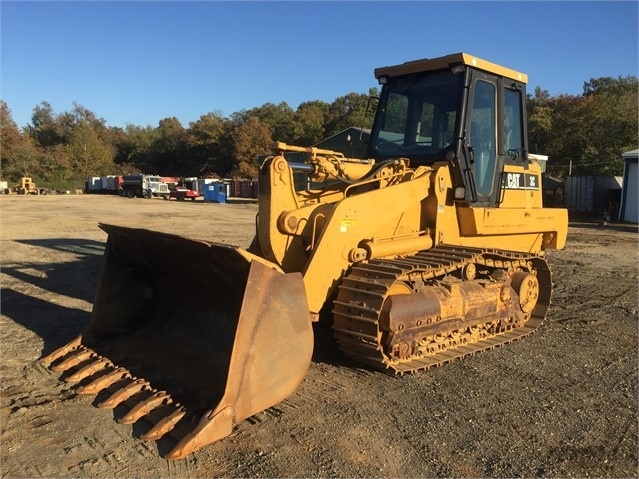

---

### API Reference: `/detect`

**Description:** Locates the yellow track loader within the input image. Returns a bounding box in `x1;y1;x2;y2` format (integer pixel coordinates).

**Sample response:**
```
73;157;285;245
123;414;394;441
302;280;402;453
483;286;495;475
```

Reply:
43;53;568;459
14;177;39;195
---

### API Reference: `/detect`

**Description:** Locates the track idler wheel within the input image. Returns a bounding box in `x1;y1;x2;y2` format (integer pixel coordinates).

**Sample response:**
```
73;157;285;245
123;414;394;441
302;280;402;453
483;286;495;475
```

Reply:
510;271;540;315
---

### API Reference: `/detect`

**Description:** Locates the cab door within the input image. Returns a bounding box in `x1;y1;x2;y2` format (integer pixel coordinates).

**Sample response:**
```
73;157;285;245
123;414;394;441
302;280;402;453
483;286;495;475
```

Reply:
466;73;499;204
465;74;528;206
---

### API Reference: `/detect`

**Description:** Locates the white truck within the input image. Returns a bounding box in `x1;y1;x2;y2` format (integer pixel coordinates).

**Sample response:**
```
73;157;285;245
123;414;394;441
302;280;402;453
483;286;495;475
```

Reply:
119;174;170;199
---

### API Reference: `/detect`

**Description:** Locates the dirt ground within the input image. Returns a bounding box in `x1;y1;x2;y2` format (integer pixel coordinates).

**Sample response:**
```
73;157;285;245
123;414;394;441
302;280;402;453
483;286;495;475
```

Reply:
1;194;637;478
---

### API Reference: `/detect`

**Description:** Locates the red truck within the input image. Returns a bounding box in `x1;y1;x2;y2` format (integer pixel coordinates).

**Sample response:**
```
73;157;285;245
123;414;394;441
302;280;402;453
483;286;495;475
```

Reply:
168;177;200;201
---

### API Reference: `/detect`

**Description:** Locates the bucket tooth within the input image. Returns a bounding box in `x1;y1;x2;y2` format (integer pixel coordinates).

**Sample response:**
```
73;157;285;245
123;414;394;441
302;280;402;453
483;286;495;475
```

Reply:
165;406;234;460
97;379;150;409
51;347;93;372
41;336;82;365
76;367;131;395
118;391;171;425
66;357;113;383
140;406;187;441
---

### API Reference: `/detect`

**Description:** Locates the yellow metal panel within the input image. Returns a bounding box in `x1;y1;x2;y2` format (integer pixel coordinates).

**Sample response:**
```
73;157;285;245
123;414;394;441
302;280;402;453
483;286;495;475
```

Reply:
374;52;528;83
460;53;528;83
301;175;431;314
456;207;568;251
448;232;545;253
500;188;542;209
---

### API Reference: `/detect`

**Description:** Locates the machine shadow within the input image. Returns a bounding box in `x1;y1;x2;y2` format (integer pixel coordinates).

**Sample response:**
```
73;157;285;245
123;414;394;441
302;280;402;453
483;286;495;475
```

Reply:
2;238;105;355
1;288;90;355
11;238;105;303
311;311;360;369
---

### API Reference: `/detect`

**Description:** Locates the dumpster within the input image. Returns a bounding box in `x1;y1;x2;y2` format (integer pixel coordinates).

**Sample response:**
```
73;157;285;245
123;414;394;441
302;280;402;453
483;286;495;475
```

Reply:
203;183;227;203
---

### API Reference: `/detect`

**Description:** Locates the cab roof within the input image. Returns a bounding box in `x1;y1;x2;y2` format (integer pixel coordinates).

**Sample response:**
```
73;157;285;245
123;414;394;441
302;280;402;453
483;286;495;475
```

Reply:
374;52;528;84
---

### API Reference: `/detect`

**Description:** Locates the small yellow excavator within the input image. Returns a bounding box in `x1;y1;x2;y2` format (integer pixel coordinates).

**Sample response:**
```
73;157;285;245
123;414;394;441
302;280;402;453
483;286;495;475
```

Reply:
43;53;568;459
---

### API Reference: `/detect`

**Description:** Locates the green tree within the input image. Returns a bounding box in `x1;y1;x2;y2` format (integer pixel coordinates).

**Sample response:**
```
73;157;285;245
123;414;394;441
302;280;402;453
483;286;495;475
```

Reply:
104;126;130;165
230;116;272;178
325;90;376;137
39;144;71;184
119;124;160;172
544;94;585;177
578;76;638;175
57;103;108;144
294;100;330;146
527;87;553;154
236;102;297;144
152;117;186;175
7;136;41;179
28;101;66;148
527;76;638;177
583;75;637;97
186;112;232;175
0;101;23;177
66;121;114;179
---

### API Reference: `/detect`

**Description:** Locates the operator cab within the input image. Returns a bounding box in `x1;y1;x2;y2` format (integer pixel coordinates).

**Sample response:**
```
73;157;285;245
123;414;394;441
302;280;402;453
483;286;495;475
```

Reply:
368;52;528;206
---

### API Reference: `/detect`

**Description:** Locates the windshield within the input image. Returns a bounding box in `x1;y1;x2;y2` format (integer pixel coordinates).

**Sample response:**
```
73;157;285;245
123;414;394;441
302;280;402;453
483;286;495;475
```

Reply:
369;69;462;163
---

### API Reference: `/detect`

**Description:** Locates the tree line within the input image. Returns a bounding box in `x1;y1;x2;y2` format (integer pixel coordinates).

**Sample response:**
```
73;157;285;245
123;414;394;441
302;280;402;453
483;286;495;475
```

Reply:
527;76;637;178
1;75;636;190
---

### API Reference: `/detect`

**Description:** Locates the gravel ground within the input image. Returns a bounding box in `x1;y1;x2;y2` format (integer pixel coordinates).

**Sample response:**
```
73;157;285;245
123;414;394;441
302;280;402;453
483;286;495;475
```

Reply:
1;194;637;478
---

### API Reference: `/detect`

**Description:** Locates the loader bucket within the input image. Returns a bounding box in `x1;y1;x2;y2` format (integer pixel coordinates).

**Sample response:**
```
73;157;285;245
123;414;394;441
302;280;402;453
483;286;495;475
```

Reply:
42;223;313;459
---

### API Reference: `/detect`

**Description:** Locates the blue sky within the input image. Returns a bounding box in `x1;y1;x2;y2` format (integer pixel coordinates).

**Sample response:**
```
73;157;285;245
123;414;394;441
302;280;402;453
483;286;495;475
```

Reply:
2;1;637;129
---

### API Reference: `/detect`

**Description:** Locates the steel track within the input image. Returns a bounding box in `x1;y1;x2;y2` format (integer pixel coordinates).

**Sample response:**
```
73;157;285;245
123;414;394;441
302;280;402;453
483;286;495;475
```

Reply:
332;245;551;374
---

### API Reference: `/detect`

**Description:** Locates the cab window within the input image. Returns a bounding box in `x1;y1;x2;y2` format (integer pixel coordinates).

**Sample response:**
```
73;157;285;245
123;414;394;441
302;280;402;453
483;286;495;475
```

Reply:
369;70;461;162
504;88;524;156
469;80;497;196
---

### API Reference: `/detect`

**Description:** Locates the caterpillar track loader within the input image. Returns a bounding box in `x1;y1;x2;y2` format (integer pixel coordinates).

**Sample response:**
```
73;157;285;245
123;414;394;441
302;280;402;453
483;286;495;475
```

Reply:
43;53;568;459
14;177;39;195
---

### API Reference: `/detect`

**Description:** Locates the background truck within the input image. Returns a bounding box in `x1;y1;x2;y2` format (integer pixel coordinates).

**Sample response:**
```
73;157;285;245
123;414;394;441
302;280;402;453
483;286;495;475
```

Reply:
119;174;170;199
44;52;567;460
168;177;200;201
85;176;123;195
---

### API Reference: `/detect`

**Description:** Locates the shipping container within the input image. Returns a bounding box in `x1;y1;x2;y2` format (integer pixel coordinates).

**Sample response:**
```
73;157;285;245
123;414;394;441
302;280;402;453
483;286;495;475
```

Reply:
239;180;252;198
100;175;121;192
230;179;241;197
86;177;102;192
565;175;622;214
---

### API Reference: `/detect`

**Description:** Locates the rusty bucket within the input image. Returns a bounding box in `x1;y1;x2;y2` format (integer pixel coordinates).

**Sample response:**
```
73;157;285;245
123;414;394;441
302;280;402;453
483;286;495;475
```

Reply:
42;224;313;459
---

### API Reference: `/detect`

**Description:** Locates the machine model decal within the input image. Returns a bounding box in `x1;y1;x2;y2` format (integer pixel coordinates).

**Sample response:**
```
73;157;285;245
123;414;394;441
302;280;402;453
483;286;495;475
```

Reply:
503;172;540;190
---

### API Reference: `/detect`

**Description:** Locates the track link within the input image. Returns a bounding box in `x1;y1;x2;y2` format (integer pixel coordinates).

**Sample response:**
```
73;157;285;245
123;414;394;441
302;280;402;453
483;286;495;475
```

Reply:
332;245;551;374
